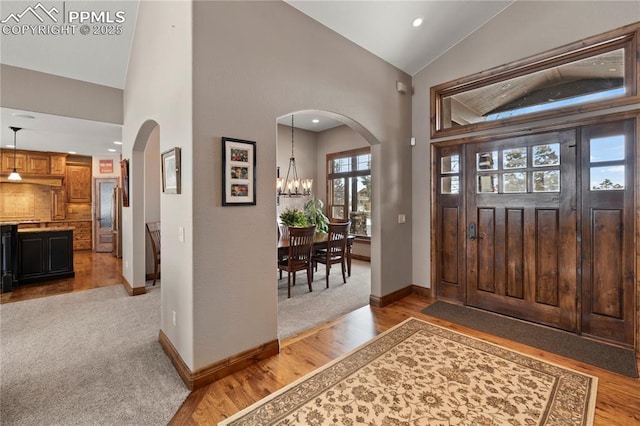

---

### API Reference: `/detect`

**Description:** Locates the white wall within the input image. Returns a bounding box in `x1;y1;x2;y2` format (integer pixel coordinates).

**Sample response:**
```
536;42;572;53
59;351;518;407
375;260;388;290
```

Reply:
0;64;122;124
191;1;412;370
122;1;193;365
411;1;640;288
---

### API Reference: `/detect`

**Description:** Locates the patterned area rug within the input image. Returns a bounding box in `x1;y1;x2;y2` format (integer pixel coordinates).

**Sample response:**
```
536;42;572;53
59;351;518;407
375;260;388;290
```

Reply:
220;318;598;425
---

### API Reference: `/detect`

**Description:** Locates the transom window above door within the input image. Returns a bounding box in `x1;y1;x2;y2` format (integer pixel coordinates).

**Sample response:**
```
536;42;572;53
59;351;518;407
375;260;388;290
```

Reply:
431;24;640;138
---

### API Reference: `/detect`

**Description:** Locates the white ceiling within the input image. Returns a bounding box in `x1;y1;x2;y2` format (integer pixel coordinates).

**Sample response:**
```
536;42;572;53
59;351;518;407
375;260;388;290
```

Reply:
0;0;514;155
286;1;513;76
1;108;122;156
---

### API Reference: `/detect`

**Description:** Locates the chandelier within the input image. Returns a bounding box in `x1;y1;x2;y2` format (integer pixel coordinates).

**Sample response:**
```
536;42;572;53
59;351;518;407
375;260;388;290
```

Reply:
7;127;22;181
276;115;312;197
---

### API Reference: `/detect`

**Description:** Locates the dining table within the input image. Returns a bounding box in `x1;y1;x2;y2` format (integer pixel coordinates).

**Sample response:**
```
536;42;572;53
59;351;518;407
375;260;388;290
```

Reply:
277;233;355;277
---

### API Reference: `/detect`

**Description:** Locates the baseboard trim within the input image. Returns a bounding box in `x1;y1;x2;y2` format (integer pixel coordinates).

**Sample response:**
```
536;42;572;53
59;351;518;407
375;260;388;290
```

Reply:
370;285;432;307
411;285;431;298
370;286;413;307
159;330;280;390
351;254;370;261
121;276;146;296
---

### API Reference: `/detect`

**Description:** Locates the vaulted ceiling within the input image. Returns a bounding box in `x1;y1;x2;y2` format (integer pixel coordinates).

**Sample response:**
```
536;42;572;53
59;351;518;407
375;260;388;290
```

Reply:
0;1;516;154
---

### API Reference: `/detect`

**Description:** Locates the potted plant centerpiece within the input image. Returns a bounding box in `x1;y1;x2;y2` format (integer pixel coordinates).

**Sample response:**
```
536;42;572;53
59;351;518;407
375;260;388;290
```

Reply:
304;196;329;234
279;207;308;228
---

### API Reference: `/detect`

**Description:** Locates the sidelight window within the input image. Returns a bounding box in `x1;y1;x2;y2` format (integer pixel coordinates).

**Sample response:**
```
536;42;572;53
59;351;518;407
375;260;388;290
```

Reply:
440;153;460;194
589;135;625;190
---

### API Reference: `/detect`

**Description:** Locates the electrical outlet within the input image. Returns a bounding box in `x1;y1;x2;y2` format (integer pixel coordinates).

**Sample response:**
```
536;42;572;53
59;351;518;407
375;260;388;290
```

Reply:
124;260;129;269
172;310;176;326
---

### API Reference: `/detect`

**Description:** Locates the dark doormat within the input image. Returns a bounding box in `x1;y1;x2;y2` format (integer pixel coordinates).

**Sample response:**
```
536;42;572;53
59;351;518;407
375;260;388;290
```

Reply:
422;301;638;378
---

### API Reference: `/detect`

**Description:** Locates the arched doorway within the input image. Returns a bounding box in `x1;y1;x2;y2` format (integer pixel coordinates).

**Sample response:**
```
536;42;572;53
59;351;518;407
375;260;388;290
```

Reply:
129;120;161;291
275;110;379;338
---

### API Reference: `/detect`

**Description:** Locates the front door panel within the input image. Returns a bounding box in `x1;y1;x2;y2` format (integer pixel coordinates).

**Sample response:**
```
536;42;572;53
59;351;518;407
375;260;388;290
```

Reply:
465;130;578;332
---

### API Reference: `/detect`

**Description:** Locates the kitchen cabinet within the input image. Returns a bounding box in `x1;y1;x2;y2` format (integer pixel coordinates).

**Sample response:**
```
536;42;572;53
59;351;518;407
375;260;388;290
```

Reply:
45;221;92;251
66;164;92;203
17;228;74;284
50;188;66;220
1;151;26;174
50;154;67;175
26;153;50;174
72;221;92;250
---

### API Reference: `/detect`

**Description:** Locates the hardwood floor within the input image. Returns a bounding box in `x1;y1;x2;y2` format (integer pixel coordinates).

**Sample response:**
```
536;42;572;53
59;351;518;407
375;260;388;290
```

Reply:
3;252;637;424
0;251;123;304
171;294;640;425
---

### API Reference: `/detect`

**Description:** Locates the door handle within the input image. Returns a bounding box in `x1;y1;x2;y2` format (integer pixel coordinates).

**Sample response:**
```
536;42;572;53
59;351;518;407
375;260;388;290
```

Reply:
468;222;483;240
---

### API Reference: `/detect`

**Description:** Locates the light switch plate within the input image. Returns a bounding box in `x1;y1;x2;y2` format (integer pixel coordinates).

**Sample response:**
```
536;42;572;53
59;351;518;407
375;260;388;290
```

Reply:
178;226;184;243
398;214;406;224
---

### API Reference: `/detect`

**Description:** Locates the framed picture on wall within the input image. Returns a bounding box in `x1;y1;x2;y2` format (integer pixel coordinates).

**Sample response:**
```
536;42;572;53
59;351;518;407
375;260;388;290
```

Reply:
120;159;130;207
161;147;182;194
222;137;256;206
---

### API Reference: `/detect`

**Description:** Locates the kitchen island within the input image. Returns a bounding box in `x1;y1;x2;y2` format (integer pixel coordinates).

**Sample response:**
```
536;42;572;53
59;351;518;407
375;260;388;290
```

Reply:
17;227;75;285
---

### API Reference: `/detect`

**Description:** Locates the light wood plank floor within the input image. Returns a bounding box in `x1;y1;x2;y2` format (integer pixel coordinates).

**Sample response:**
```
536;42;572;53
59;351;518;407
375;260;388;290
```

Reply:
171;294;640;425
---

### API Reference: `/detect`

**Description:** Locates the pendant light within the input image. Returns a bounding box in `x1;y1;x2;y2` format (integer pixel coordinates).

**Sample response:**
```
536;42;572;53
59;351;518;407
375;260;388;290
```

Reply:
7;127;22;181
276;115;312;198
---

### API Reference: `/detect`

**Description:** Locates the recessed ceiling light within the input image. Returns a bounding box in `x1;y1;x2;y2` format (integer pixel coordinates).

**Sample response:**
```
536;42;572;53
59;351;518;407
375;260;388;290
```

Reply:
312;119;320;124
608;68;617;72
6;144;15;148
68;151;76;154
108;148;117;152
11;113;35;119
412;16;423;28
113;141;123;145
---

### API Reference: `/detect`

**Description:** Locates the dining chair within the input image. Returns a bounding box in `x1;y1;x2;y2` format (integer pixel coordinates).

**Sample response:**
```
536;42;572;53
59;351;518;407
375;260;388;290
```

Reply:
314;222;350;288
278;225;316;298
145;221;161;286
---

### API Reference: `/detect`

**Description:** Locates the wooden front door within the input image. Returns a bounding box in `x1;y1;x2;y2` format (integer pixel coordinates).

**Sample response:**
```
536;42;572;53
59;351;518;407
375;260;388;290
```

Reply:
434;118;636;346
465;130;578;331
94;178;118;253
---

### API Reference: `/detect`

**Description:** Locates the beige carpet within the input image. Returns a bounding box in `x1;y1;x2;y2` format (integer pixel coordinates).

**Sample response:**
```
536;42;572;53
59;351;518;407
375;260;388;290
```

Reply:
278;259;370;339
221;318;598;425
0;285;189;425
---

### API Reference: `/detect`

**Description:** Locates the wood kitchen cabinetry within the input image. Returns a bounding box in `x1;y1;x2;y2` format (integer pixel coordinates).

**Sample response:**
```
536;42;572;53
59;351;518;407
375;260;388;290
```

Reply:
1;151;26;174
66;163;92;203
26;153;50;174
1;150;93;251
64;156;92;250
50;188;66;220
41;221;92;251
1;150;67;176
50;154;66;175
